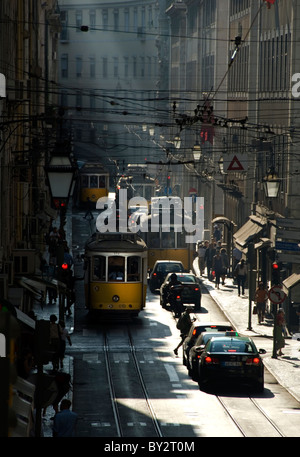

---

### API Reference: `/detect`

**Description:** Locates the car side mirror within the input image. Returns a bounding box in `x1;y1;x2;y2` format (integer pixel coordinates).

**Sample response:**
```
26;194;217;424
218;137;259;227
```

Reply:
259;349;266;354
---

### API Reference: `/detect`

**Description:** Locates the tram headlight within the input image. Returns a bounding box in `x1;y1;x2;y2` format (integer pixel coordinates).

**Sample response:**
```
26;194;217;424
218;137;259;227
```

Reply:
112;295;120;302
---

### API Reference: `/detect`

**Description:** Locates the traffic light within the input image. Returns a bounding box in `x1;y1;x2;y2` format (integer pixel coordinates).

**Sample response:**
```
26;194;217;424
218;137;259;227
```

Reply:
61;262;69;271
271;261;280;285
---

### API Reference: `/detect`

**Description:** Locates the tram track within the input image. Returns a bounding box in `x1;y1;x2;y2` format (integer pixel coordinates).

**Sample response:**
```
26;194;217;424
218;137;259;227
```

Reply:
216;394;285;437
103;326;163;437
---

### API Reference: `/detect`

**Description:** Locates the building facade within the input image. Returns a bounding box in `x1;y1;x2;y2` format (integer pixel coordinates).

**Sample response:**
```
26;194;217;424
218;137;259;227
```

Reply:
165;0;300;328
0;0;61;310
57;0;164;185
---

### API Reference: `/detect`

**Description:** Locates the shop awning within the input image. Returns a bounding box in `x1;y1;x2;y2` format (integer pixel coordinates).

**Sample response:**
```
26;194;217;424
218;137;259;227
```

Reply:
254;238;272;250
233;215;267;250
18;276;67;298
212;216;232;226
282;273;300;295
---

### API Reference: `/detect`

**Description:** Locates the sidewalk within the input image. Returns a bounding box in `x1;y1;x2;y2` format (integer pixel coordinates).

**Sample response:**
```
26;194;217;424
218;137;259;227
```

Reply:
32;207;75;437
192;259;300;404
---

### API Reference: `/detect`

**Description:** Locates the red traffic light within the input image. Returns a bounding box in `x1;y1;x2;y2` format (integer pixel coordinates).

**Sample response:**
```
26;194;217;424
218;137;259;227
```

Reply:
272;262;279;269
61;263;69;270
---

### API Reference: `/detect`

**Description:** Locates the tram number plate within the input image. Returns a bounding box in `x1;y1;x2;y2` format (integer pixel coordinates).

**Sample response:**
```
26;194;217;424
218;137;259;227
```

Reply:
222;361;242;367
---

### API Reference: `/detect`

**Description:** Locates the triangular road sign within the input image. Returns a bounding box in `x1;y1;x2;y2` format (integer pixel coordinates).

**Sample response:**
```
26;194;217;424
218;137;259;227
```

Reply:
227;155;244;171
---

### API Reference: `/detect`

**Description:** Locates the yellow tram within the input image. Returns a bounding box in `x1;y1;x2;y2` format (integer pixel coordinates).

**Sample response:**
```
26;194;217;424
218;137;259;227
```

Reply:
139;198;194;272
84;232;148;316
116;164;156;207
79;163;109;206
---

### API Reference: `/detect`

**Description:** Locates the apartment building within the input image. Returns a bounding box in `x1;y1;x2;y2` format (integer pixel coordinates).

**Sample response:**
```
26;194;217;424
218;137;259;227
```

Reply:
0;0;61;309
165;1;300;311
57;0;162;177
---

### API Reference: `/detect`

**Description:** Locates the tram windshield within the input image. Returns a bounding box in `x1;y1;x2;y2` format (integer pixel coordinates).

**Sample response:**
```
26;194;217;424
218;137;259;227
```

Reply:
90;175;98;188
108;256;125;281
147;229;186;249
127;256;141;281
92;254;142;282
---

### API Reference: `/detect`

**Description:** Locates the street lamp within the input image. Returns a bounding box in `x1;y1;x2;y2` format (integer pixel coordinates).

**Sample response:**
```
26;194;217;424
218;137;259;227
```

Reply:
174;135;181;149
193;141;202;162
45;153;77;206
263;168;280;198
45;150;77;321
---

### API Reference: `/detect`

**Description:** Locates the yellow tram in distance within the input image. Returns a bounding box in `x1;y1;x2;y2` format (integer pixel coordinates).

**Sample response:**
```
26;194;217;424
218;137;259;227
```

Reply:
79;163;109;206
84;232;148;316
116;164;156;207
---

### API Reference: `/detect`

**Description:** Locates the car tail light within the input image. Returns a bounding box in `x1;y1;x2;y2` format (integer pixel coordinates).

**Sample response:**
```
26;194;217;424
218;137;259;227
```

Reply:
205;356;219;365
246;357;260;365
153;273;157;276
194;287;199;291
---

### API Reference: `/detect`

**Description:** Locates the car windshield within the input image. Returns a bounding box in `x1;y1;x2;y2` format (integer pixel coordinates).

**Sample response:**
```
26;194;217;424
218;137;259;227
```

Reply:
201;333;224;344
210;339;255;354
157;264;182;273
176;275;196;283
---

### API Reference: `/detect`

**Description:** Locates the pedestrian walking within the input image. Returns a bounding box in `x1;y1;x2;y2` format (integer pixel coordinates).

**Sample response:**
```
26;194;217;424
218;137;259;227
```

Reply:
220;248;229;285
212;251;223;289
53;399;78;437
234;259;247;296
173;308;196;355
205;242;216;280
254;282;268;324
274;308;285;356
213;224;222;242
59;321;72;369
197;241;207;276
49;314;62;371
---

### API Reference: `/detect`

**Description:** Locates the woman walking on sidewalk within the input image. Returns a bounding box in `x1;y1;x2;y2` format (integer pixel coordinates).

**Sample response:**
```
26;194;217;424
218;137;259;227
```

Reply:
274;308;285;356
212;251;223;289
254;282;268;324
234;259;247;296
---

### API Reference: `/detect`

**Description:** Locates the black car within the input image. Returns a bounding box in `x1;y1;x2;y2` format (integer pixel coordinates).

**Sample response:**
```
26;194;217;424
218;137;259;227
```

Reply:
160;273;201;310
182;322;234;369
198;335;266;392
188;331;234;381
149;260;185;293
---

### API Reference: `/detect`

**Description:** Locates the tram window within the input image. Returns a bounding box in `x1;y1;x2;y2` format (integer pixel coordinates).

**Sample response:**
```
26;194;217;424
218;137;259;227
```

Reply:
82;176;88;187
90;175;98;188
134;185;143;197
93;255;106;280
108;256;124;281
162;232;175;248
127;256;140;281
144;185;153;201
177;231;187;248
98;175;105;188
148;231;160;248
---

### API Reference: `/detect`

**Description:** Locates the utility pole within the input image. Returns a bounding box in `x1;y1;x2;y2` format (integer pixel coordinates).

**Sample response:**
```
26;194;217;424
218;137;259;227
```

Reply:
247;242;256;330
